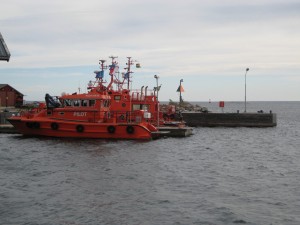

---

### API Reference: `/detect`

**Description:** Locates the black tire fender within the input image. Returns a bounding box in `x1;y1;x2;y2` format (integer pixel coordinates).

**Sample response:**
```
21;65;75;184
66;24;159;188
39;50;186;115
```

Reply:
51;122;59;130
33;122;40;129
26;122;33;128
107;125;116;134
126;125;134;134
76;124;84;133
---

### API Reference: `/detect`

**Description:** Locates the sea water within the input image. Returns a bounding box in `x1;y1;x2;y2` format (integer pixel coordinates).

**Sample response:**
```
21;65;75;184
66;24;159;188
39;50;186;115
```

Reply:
1;102;299;225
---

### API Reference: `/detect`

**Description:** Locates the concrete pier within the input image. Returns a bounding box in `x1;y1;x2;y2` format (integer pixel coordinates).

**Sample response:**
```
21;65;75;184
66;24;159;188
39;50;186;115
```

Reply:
0;111;15;124
158;126;193;137
0;111;19;133
182;112;277;127
0;124;18;133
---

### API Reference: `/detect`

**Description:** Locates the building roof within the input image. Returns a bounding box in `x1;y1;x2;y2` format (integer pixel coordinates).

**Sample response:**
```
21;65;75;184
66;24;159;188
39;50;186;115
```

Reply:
0;84;8;89
0;84;24;96
0;32;11;62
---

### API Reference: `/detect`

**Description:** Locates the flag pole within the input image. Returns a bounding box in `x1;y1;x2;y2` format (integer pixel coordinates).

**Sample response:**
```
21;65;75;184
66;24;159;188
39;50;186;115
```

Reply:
154;75;159;128
179;79;183;108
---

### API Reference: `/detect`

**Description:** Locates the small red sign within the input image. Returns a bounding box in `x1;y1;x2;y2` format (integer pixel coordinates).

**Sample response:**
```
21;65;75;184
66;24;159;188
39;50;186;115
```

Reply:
219;101;225;107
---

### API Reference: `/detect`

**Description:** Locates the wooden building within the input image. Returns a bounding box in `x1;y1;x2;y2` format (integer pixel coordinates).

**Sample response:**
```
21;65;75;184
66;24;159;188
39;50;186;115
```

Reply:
0;84;24;107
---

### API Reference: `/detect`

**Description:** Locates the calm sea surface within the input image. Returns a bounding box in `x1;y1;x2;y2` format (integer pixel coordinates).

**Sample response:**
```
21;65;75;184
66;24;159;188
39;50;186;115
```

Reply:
1;102;300;225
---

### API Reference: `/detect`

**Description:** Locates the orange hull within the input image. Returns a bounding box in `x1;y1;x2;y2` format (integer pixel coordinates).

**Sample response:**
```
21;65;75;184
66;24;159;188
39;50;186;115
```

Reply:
8;117;156;140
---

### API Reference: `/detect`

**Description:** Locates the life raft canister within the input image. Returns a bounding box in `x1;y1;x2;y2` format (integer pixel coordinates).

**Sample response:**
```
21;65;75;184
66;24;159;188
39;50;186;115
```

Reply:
126;125;134;134
107;125;116;134
76;124;84;133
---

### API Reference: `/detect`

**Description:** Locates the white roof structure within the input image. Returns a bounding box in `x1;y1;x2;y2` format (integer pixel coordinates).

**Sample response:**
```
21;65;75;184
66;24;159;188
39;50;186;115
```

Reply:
0;32;10;62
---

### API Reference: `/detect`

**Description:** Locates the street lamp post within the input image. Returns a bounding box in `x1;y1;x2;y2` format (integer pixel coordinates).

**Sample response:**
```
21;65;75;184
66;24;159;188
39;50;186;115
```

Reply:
154;75;159;127
244;68;249;113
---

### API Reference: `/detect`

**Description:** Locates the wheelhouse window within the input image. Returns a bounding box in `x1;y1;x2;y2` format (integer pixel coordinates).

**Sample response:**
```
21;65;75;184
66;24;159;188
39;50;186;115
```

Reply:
63;99;96;107
89;100;96;107
81;100;88;107
102;99;110;108
64;99;72;106
73;100;80;107
132;104;149;111
114;95;121;100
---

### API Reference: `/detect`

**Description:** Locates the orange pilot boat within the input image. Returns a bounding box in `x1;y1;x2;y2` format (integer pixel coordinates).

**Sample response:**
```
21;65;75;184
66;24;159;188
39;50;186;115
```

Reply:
7;58;159;140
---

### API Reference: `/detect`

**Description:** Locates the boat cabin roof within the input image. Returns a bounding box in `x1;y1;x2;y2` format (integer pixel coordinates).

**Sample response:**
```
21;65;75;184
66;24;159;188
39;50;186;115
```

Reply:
60;93;110;100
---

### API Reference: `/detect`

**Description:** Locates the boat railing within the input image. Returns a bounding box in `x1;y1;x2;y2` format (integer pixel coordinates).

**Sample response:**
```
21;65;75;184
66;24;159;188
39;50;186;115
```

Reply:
108;110;154;124
131;89;155;102
19;106;46;118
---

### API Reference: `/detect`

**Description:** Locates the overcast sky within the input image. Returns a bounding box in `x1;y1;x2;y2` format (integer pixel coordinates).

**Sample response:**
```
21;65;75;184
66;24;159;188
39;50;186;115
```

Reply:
1;0;299;101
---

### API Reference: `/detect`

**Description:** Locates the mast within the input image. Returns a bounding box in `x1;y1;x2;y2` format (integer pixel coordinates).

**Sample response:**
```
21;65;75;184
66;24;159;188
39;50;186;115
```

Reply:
125;57;134;90
100;59;106;72
99;59;106;84
107;56;118;90
92;59;107;90
109;55;118;66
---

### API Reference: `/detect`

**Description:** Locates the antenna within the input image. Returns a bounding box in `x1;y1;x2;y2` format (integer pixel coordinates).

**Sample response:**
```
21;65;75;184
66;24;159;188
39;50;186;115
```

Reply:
109;55;118;63
125;57;135;89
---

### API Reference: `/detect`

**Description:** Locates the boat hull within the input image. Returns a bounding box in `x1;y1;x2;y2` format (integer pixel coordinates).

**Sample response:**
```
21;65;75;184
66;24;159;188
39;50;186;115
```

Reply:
7;117;155;140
